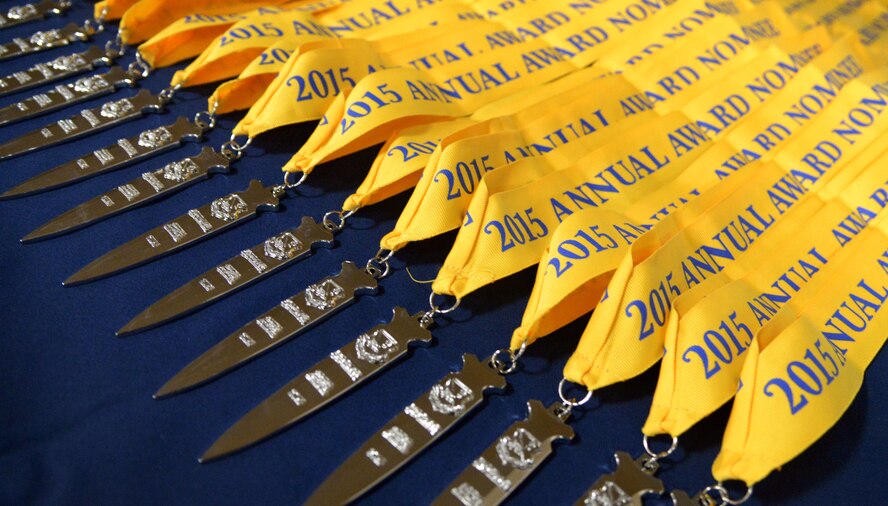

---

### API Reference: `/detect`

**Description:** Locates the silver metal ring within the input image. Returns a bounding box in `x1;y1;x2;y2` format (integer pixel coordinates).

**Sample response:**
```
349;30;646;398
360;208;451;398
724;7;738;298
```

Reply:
642;434;678;460
364;257;391;279
228;133;253;152
362;248;392;279
372;247;393;264
428;292;460;314
322;209;350;232
700;485;722;505
717;483;753;505
283;170;308;189
193;110;216;131
127;58;151;80
557;378;593;407
158;84;182;103
489;348;519;375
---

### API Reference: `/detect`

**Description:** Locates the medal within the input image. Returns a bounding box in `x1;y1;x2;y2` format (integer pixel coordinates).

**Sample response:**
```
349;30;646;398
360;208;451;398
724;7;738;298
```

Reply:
0;44;120;98
63;179;285;285
116;216;334;334
305;353;507;503
154;261;379;397
21;147;227;241
2;115;206;199
434;399;575;506
198;307;437;461
0;0;72;31
0;21;100;62
0;87;168;161
0;65;137;127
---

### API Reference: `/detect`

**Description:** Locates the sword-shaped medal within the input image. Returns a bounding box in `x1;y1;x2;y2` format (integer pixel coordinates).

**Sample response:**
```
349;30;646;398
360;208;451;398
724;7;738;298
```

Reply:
305;353;508;504
198;307;438;461
0;65;136;126
0;0;71;31
0;44;115;98
63;179;282;285
0;88;167;160
433;400;575;506
0;21;96;62
154;261;379;397
22;147;225;240
117;216;334;334
3;116;204;199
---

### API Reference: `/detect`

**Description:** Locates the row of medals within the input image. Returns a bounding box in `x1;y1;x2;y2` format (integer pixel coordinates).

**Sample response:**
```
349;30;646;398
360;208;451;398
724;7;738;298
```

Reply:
0;3;738;506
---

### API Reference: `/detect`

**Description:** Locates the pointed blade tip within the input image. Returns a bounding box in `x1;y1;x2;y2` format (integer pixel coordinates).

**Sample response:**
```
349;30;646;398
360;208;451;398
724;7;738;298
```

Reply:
153;381;181;399
21;228;49;243
116;319;143;337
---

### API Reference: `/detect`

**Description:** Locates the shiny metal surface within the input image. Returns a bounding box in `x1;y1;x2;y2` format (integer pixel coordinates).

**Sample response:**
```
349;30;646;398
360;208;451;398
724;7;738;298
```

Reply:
0;88;165;160
118;216;334;334
63;179;280;285
433;400;575;506
199;307;435;462
154;261;379;398
306;353;508;505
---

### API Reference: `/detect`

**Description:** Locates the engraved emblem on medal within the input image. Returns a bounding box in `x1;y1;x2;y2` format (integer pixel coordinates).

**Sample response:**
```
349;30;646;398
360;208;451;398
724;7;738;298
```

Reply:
263;231;302;260
495;428;541;469
429;378;474;416
100;98;134;118
584;482;632;506
355;329;399;364
138;127;172;148
30;29;61;47
7;5;37;20
209;194;248;221
50;53;86;71
73;75;108;93
304;279;345;310
161;158;198;182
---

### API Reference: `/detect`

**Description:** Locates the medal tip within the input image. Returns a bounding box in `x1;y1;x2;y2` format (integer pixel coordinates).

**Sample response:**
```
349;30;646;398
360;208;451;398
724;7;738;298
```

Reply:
116;321;140;337
20;230;44;244
153;381;180;399
199;444;230;463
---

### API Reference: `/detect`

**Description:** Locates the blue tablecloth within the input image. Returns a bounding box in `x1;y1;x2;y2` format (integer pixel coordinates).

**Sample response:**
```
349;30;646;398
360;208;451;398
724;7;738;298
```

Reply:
0;3;884;504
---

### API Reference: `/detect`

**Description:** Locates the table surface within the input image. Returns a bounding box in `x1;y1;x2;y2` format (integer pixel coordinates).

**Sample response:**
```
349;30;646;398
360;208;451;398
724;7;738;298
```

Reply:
0;3;885;505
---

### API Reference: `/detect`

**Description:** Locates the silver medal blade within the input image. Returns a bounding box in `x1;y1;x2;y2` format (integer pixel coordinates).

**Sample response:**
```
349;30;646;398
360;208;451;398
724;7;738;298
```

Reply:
305;353;508;505
154;261;378;398
199;307;434;462
2;116;201;200
0;45;108;98
0;0;70;31
21;147;227;242
0;88;164;161
0;22;84;62
117;216;333;335
63;180;279;286
0;65;131;127
433;400;575;506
